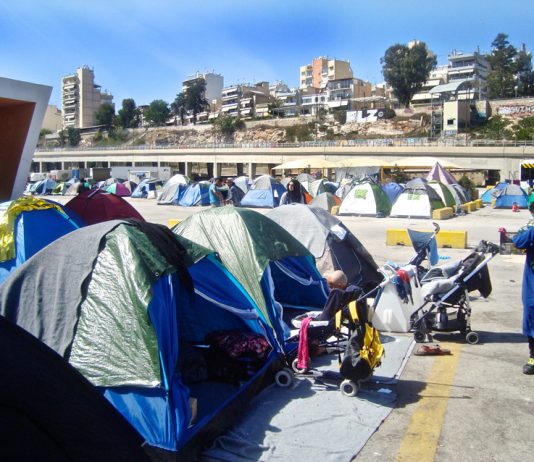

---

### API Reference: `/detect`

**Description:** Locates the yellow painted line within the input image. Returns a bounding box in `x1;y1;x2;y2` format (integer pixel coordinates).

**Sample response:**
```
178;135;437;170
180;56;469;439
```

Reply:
396;342;462;462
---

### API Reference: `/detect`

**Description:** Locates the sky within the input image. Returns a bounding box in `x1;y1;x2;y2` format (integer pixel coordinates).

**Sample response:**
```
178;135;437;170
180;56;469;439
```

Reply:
2;0;534;108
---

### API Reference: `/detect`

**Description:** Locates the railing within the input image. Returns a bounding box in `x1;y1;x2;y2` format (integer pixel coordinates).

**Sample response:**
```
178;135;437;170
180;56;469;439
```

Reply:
35;138;534;153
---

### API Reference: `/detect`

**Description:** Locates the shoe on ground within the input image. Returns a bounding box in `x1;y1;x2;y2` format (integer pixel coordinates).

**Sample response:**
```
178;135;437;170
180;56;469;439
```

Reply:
523;357;534;375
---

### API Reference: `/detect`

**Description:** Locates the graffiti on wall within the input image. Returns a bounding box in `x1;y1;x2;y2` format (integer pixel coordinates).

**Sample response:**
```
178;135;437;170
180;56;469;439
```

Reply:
497;105;534;116
346;108;395;123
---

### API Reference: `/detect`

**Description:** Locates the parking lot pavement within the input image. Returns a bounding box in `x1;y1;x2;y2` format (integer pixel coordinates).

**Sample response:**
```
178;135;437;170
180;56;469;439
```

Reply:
56;197;534;461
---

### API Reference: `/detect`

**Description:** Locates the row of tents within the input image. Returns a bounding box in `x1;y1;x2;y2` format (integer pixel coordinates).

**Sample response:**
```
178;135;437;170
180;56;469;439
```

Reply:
0;194;381;458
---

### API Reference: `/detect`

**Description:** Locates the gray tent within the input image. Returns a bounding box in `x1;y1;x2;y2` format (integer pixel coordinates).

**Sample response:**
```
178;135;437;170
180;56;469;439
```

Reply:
266;204;381;291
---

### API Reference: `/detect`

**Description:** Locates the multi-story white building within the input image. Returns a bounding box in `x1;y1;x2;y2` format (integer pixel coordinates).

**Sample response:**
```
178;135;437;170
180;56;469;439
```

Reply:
61;66;113;129
181;71;223;104
42;105;63;132
326;77;372;110
411;65;450;107
447;50;489;100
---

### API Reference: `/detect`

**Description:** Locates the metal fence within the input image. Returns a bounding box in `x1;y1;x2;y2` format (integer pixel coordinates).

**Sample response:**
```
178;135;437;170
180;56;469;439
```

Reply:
35;138;534;153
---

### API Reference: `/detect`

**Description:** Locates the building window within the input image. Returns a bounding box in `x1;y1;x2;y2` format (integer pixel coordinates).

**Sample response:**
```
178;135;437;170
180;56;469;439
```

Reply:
447;119;455;126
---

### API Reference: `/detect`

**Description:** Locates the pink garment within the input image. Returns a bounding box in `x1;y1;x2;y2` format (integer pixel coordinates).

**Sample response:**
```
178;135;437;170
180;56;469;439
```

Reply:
297;316;313;370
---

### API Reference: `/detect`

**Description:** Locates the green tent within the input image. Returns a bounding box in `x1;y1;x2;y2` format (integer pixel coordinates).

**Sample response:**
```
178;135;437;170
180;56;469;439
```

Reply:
173;207;328;329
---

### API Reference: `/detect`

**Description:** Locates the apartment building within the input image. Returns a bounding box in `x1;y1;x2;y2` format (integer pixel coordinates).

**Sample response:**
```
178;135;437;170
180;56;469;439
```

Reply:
182;71;223;104
269;81;300;117
61;66;113;129
42;105;63;132
326;77;373;110
219;82;270;119
411;65;449;107
299;56;353;91
448;50;489;100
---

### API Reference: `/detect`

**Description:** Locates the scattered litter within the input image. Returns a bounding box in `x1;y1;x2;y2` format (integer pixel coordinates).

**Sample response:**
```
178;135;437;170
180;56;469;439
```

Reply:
414;344;452;356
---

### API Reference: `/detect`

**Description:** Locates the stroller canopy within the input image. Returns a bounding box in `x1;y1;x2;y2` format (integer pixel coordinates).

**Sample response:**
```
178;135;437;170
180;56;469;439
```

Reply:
266;204;381;291
65;190;144;225
174;207;328;347
390;178;445;218
339;179;392;217
0;196;80;284
240;175;286;208
0;220;275;453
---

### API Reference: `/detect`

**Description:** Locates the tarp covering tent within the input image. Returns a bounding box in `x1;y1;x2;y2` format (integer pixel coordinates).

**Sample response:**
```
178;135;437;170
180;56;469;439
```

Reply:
390;178;445;218
339;179;392;217
178;181;211;206
131;179;163;199
174;207;329;349
0;315;151;462
480;183;507;204
65;181;82;196
491;183;528;208
381;182;404;203
0;220;278;455
240;175;286;208
105;182;131;197
309;192;341;213
426;161;458;185
266;204;381;291
428;181;457;208
65;190;144;225
0;196;80;284
158;174;190;205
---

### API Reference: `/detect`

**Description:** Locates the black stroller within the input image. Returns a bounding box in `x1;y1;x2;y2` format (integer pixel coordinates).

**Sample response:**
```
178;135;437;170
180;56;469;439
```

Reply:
275;292;384;397
410;240;500;344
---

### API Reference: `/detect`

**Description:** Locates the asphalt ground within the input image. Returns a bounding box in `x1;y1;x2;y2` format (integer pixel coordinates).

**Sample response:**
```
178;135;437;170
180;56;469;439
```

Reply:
53;196;534;461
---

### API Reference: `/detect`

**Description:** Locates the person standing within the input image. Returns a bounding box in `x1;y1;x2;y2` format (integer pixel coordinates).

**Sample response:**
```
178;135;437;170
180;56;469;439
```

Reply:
279;179;305;205
512;202;534;375
225;178;245;206
209;178;225;207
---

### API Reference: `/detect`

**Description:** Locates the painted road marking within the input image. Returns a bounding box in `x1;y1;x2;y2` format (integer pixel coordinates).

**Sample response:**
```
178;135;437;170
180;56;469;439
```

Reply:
396;342;462;462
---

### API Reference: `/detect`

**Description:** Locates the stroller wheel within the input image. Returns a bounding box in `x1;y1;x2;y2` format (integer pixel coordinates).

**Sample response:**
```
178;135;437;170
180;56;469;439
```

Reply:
414;331;426;343
465;331;480;345
275;368;294;388
291;358;308;373
340;379;359;397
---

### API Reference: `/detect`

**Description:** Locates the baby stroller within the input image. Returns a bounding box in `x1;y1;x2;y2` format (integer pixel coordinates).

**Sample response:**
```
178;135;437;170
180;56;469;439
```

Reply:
276;294;384;397
410;240;500;344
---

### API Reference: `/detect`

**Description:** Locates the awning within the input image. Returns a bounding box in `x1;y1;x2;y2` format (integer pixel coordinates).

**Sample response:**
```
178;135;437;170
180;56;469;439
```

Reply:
429;79;473;94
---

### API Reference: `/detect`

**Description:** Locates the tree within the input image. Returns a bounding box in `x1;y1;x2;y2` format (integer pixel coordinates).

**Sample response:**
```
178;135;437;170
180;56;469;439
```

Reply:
95;103;115;126
516;47;534;97
171;92;187;125
381;41;437;107
66;127;81;147
268;98;284;118
144;99;170;126
212;115;245;140
184;80;209;124
117;98;140;128
487;33;518;99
